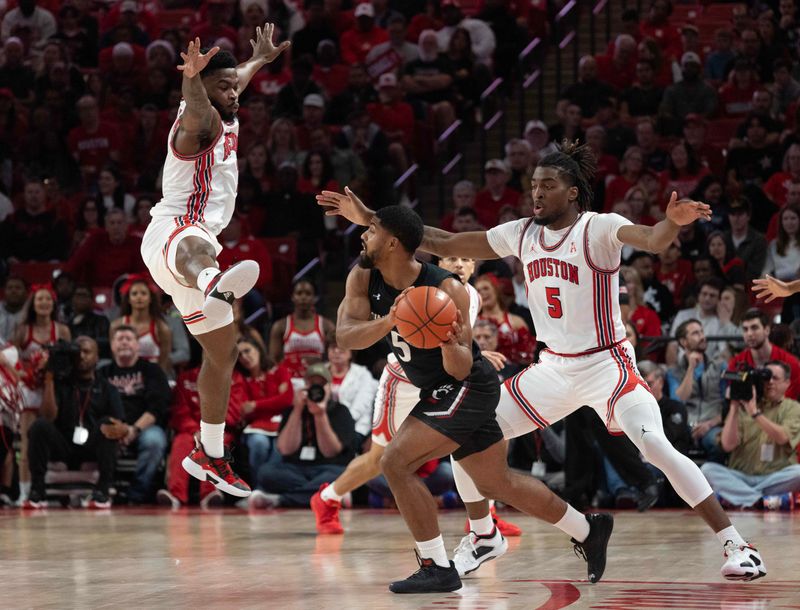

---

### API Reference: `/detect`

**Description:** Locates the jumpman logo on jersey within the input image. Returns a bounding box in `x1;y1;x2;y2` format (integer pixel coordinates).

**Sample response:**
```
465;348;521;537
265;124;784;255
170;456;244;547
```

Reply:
641;425;650;439
570;241;577;254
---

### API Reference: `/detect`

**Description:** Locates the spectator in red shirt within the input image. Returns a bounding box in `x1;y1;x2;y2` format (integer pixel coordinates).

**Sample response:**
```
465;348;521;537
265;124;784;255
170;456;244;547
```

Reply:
367;71;414;182
339;3;388;65
683;113;726;176
659;141;710;200
311;39;350;99
67;94;120;187
296;93;328;151
595;34;638;92
236;337;294;480
475;159;519;228
640;0;682;60
298;150;340;198
728;308;800;400
621;266;662;362
189;0;239;58
217;213;273;292
718;59;760;118
764;144;800;207
657;242;694;309
237;94;272;157
605;146;647;211
64;208;145;287
157;364;246;508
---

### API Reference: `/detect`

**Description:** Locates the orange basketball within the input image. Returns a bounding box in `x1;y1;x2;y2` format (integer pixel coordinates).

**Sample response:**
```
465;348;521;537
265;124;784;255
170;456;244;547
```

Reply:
395;286;458;349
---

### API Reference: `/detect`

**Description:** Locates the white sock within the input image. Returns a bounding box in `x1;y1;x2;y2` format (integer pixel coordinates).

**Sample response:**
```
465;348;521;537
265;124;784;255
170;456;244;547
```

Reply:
416;535;450;568
469;514;495;537
716;525;746;547
200;421;225;458
196;267;220;293
554;505;590;542
19;481;31;501
321;483;343;504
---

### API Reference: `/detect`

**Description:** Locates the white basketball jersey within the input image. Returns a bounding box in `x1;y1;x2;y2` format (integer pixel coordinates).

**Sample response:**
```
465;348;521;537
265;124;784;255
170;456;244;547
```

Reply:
487;212;631;355
151;101;239;236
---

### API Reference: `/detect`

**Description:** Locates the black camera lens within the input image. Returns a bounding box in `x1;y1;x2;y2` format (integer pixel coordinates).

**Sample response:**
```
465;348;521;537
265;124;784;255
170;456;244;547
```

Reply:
307;383;325;403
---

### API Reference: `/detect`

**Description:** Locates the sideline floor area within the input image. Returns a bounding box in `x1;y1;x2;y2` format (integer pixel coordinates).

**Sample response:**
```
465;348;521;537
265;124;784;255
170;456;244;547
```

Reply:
1;508;797;609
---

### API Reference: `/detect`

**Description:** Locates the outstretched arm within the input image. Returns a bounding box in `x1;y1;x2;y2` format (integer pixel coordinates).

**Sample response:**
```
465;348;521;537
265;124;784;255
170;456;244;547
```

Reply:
336;266;395;350
753;275;800;303
316;187;501;260
237;22;291;93
617;191;711;254
176;38;220;153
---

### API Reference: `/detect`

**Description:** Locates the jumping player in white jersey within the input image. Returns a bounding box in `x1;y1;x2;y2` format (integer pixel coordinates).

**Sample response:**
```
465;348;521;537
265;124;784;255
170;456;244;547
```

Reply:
318;144;766;582
140;27;289;498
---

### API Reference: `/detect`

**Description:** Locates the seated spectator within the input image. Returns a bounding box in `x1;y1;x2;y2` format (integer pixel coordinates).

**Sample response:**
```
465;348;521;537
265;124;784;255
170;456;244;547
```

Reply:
666;320;726;461
635;117;668;173
558;55;616;120
249;363;356;508
327;62;377;126
0;37;34;105
704;29;736;85
659;53;718;133
340;3;388;65
691;176;729;233
728;309;800;401
763;144;800;207
595;34;637;93
639;0;682;60
718;59;760;118
110;274;172;376
683;114;726;177
95;165;135;219
189;0;239;57
66;208;145;288
67;95;120;188
157;363;246;509
24;337;121;509
702;361;800;509
236;337;293;479
237;95;271;160
621;186;657;226
401;29;456;137
439;180;477;232
272;56;322;122
296;93;328;151
366;14;418;78
0;177;69;262
248;45;291;99
473;318;520;380
669;278;739;367
476;274;535;367
291;0;338;61
474;159;519;228
241;142;274;194
67;284;110;358
638;360;692;456
605;147;647;212
298;149;340;199
451;206;483;232
723;198;767;283
620;59;665;120
307;127;367;190
771;59;800;118
504;138;533;194
266;118;301;173
311;39;349;100
366;72;414;183
719;285;749;330
637;36;674;89
763;205;800;283
128;196;154;241
446;27;491;120
656;242;693;311
548;103;584;147
620;266;662;361
659;141;710;200
336;109;394;203
706;231;746;289
523;119;557;165
269;278;335;381
628;251;674;321
436;0;496;65
327;342;377;449
725;114;782;196
0;276;27;342
99;325;171;504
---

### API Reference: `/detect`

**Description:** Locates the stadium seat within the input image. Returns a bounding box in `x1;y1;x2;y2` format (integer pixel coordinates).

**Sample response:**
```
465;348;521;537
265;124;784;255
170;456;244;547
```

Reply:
155;9;197;34
703;3;735;20
706;118;741;146
671;4;702;22
8;262;62;285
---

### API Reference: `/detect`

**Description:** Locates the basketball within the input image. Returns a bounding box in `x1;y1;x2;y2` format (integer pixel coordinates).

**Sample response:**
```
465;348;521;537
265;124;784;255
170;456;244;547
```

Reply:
395;286;458;349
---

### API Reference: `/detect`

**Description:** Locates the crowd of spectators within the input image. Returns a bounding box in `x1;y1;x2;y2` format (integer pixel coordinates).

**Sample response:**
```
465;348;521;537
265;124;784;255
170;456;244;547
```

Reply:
0;0;799;511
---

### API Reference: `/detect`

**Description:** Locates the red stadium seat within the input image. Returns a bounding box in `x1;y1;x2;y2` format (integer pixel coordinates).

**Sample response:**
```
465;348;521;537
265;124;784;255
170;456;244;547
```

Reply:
259;237;297;302
671;5;702;22
703;3;736;20
8;262;62;286
155;9;197;33
706;118;741;146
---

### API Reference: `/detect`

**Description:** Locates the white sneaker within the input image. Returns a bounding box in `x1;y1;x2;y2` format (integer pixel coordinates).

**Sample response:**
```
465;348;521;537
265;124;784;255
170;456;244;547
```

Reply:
201;260;260;324
453;529;508;576
156;489;181;509
721;541;767;581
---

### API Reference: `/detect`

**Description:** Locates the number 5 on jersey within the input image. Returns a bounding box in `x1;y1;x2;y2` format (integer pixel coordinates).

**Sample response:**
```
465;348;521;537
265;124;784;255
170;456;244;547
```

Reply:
545;287;563;318
391;331;412;361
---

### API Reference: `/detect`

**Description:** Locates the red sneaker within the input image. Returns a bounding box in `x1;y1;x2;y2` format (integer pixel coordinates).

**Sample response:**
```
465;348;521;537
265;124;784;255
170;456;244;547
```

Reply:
311;483;344;535
181;438;251;498
462;505;523;537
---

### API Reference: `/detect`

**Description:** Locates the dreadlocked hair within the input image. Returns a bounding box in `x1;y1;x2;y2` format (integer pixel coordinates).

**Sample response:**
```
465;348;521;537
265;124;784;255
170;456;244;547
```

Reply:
537;139;597;212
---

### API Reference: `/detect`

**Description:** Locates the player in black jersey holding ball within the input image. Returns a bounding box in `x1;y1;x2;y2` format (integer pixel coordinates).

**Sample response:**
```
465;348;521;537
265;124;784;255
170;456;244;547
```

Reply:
334;204;612;594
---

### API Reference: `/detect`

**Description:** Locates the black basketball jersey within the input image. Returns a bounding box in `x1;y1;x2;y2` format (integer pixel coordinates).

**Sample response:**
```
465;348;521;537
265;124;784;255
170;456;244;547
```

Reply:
368;262;482;394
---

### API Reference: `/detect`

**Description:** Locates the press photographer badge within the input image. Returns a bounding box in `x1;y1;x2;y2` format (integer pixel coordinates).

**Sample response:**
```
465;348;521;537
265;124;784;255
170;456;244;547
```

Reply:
760;443;775;462
73;425;89;445
299;446;316;461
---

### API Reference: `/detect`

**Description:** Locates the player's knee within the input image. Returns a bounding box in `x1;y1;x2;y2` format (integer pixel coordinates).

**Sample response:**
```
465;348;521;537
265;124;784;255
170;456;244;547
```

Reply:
380;445;411;479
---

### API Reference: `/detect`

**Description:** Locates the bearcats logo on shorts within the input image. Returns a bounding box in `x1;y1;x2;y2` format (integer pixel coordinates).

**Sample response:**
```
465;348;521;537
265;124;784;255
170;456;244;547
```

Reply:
431;384;455;400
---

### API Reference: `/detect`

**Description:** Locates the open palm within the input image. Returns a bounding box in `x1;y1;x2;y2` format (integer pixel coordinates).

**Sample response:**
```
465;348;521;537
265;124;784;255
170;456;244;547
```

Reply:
664;191;712;226
250;22;291;63
178;38;219;78
316;187;373;226
753;275;792;302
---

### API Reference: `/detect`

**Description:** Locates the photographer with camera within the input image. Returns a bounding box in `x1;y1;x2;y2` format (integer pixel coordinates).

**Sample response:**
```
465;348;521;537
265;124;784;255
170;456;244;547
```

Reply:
24;337;123;509
728;309;800;400
701;361;800;509
248;363;356;509
667;319;726;462
98;325;171;504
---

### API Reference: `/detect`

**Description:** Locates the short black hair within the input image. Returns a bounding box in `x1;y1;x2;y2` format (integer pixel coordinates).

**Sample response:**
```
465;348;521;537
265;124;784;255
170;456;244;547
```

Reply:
628;251;654;265
292;277;317;294
200;48;237;77
766;360;791;380
742;308;770;328
375;205;424;253
699;277;725;294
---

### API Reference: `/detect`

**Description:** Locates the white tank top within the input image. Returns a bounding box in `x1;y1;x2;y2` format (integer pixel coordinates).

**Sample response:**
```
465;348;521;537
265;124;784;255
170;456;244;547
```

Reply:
487;212;631;355
386;277;482;374
151;100;239;236
282;314;326;378
123;316;160;363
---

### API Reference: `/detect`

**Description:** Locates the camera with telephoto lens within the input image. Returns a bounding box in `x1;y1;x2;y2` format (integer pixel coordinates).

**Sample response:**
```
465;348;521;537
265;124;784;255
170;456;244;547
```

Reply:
722;365;772;401
45;340;81;381
307;383;326;403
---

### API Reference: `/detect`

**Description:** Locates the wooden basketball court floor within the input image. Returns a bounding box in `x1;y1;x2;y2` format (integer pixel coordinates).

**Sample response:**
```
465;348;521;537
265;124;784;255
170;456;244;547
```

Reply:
1;507;798;609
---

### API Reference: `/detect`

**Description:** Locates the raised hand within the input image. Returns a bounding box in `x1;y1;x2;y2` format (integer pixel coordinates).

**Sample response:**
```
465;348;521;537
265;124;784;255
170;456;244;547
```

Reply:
664;191;712;226
316;187;374;226
753;274;795;302
178;38;219;79
250;22;291;63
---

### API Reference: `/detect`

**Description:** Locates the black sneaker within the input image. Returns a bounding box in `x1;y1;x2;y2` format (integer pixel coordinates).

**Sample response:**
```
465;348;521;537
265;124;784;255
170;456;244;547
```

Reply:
389;550;462;594
571;513;613;583
22;489;47;509
83;489;112;509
